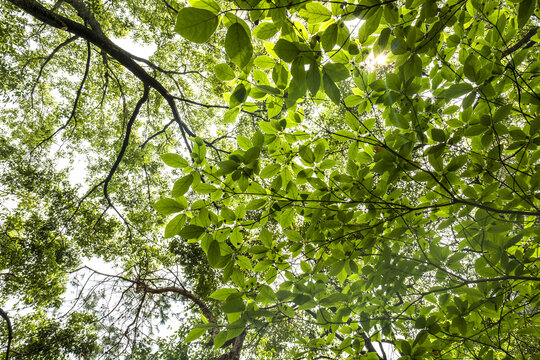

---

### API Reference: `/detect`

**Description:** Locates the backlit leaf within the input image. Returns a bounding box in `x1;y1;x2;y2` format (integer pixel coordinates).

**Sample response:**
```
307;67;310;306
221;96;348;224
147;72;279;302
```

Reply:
174;7;219;43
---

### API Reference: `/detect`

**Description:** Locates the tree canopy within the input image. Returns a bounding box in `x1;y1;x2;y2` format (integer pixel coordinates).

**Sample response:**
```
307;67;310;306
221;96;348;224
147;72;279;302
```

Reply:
1;0;540;359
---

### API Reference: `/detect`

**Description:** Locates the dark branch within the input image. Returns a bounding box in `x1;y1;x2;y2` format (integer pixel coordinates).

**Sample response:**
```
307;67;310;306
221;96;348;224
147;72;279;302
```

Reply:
8;0;196;148
30;35;78;106
0;308;12;360
103;85;150;203
31;38;91;151
135;283;218;336
140;119;175;149
501;27;539;58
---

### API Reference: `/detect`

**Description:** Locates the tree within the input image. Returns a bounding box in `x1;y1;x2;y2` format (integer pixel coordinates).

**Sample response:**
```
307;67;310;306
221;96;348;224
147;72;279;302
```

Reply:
1;0;540;359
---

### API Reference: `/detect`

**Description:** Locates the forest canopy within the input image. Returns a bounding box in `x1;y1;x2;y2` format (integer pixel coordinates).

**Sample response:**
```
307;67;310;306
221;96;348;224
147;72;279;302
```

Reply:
1;0;540;359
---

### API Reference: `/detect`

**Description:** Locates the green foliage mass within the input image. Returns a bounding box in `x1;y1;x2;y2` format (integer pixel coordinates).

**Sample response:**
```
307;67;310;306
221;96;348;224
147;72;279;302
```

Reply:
161;0;540;359
1;0;540;359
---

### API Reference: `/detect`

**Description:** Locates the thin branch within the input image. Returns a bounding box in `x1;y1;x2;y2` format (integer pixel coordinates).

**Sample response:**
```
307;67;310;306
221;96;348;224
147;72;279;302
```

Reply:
30;35;78;106
161;0;178;13
135;283;217;333
31;38;91;152
0;308;12;360
103;85;149;203
140;119;175;149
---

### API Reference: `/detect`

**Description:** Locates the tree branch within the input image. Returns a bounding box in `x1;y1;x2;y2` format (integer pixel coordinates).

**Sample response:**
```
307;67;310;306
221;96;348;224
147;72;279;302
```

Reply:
8;0;196;149
501;27;539;58
31;38;91;152
103;85;149;203
0;308;12;360
30;35;78;107
135;283;218;336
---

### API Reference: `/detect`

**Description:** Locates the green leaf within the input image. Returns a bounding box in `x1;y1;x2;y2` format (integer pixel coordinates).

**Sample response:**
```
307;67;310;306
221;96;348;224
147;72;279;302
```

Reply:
369;79;386;92
493;104;512;122
255;84;281;96
254;55;275;69
374;27;391;54
344;95;362;107
222;297;245;313
179;224;205;239
518;0;534;29
299;3;332;24
293;293;311;306
323;72;340;104
174;7;219;43
153;198;186;215
273;39;299;62
279;207;295;229
207;239;221;266
221;207;236;222
260;164;281;179
442;83;473;99
260;228;273;248
358;8;382;43
225;23;253;68
172;174;194;197
210;288;238;300
164;214;186;239
160;153;189;168
321;23;338;51
307;61;321;95
193;183;216;194
253;22;278;40
446;155;468;172
452;317;468;335
463;54;480;82
224;107;240;124
230;227;243;247
213;331;227;349
390;37;408;55
236;255;252;270
184;327;207;343
230;84;248;106
323;63;349;82
517;327;540;336
214;63;235;81
299;145;314;164
430;128;446;142
189;0;220;14
464;124;487;137
246;198;267;210
236;135;252;150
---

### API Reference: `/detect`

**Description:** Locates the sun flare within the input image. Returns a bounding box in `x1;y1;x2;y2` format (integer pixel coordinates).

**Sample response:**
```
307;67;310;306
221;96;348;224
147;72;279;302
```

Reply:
373;52;387;66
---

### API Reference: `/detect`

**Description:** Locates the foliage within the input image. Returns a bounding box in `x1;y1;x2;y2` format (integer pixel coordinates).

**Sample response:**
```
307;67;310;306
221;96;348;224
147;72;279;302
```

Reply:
2;311;100;359
1;0;540;359
159;0;540;359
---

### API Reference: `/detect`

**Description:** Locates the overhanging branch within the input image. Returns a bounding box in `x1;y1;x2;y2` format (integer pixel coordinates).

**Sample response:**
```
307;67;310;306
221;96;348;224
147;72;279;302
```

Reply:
8;0;195;149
